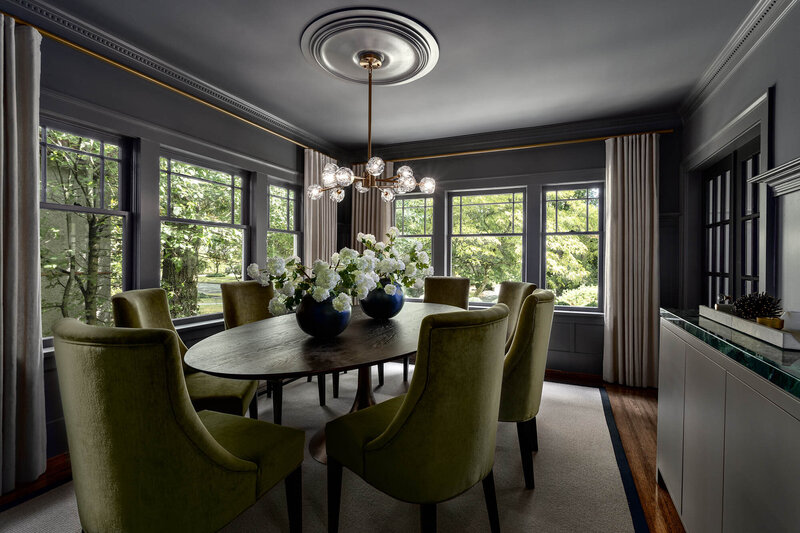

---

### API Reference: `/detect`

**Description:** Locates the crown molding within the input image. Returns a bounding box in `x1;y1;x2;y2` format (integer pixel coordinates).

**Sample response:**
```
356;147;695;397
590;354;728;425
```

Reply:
2;0;343;156
749;156;800;196
357;111;680;163
681;0;797;117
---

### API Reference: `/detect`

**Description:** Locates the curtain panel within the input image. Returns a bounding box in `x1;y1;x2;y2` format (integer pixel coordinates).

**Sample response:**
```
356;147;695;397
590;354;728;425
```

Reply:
303;149;338;264
0;17;46;494
603;133;660;388
350;162;394;250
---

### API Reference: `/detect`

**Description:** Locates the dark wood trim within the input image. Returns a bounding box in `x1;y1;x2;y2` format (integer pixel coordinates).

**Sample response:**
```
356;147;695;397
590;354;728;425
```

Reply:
544;369;604;387
0;453;72;512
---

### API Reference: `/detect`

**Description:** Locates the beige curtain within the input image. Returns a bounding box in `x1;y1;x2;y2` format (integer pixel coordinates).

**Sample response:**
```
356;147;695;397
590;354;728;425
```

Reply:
1;17;46;494
350;162;394;250
303;149;338;264
603;133;660;388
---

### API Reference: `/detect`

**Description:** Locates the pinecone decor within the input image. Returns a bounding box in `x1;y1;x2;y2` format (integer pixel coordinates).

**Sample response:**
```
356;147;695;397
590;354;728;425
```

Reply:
732;292;783;320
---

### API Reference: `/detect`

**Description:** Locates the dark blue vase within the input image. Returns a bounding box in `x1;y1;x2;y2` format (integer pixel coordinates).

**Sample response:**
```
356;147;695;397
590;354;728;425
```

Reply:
295;294;351;338
361;281;405;320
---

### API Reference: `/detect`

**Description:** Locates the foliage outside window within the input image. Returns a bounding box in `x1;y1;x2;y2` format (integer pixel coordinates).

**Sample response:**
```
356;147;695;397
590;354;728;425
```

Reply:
160;157;245;318
267;184;299;259
449;191;524;303
39;126;126;337
394;196;433;298
543;186;602;308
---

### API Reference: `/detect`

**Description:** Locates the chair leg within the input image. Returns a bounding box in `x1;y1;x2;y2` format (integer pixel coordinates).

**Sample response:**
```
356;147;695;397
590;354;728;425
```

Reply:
318;374;326;406
266;381;272;398
531;416;538;452
307;376;313;382
328;457;343;533
248;395;258;419
420;503;437;533
285;466;302;533
377;363;385;386
516;420;535;489
482;470;501;533
272;380;283;425
403;356;409;382
332;372;340;398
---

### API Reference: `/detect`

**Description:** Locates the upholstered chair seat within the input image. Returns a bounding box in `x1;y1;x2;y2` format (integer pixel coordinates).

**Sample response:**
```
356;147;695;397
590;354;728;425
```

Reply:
111;288;258;418
326;305;509;532
52;319;304;533
498;289;555;489
496;281;537;352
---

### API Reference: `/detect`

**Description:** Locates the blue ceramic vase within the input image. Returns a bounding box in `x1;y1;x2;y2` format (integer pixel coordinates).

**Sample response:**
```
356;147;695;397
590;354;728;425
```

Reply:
295;294;351;338
360;281;405;320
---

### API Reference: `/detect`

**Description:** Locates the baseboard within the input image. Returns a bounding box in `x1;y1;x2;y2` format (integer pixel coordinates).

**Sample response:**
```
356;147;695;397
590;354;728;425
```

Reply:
0;453;72;512
544;369;604;387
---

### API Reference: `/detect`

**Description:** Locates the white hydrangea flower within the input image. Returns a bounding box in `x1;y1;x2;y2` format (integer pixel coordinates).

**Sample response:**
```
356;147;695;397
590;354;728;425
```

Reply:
268;296;288;316
374;242;386;252
356;284;370;300
312;259;329;274
406;263;417;276
247;263;261;280
384;283;397;296
387;226;399;238
280;281;295;296
340;247;359;262
400;254;411;264
358;233;376;244
285;255;301;264
424;266;434;276
355;256;375;272
315;268;340;290
266;257;286;276
330;252;340;264
312;286;330;302
414;241;423;252
258;272;270;286
413;277;425;290
357;232;364;241
417;251;429;265
363;249;376;259
367;271;380;284
332;292;352;312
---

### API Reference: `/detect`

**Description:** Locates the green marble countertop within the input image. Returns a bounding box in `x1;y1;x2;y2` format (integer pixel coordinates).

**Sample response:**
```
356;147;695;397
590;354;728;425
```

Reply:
661;308;800;400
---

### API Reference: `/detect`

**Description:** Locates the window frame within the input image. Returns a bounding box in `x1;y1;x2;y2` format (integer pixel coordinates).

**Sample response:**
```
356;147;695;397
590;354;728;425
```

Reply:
266;181;302;259
446;187;527;306
540;182;605;312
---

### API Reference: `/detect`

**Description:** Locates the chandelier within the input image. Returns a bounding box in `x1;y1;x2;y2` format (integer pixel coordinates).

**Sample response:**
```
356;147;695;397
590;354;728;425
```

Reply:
306;52;436;204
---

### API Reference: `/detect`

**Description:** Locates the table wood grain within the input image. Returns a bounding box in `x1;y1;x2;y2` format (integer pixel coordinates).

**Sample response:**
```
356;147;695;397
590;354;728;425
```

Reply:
184;302;459;380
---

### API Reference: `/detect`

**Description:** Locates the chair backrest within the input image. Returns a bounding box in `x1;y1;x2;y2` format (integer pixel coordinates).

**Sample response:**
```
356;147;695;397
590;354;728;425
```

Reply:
364;304;508;503
497;281;537;349
111;288;188;357
220;280;274;329
52;319;256;532
498;289;555;423
422;276;470;310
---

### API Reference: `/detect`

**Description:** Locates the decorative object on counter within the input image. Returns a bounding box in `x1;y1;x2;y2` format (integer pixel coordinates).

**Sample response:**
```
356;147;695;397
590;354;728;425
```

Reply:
715;293;734;313
732;292;782;320
756;317;785;330
698;305;800;350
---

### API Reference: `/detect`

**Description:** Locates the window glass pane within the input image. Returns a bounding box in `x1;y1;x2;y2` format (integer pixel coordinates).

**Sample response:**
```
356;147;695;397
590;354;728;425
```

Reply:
40;209;123;336
723;172;730;220
47;129;101;154
288;199;296;231
545;234;599;307
556;189;588;200
267;231;297;259
170;159;231;185
459;202;514;234
545;190;557;201
104;143;119;159
169;175;234;223
588;188;600;198
545;201;557;232
707;179;714;224
269;184;287;198
588;198;600;231
269;195;289;230
105;160;120;210
159;171;169;216
160;222;243;318
45;147;102;208
557;200;588;232
160;156;169;171
451;235;523;303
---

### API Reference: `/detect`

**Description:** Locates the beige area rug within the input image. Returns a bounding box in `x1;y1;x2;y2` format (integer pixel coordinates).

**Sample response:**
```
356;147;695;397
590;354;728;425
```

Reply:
0;364;635;532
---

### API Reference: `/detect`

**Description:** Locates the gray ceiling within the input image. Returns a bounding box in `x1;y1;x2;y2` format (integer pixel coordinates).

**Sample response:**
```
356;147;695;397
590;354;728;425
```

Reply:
49;0;756;151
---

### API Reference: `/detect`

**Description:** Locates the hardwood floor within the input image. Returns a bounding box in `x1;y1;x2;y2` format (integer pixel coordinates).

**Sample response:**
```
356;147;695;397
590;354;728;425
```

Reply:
605;384;685;533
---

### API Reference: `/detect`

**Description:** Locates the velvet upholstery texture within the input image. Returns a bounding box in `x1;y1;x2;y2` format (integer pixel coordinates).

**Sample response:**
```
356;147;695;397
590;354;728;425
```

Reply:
326;304;509;505
220;280;274;329
497;281;537;352
51;319;304;533
422;276;470;310
499;290;555;423
111;288;257;417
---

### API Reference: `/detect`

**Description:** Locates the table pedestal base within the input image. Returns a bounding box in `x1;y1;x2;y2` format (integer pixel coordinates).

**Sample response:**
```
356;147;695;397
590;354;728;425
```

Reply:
310;366;376;464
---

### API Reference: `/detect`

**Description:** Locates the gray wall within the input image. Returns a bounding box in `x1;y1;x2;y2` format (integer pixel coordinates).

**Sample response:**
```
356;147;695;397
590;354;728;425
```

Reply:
682;5;800;310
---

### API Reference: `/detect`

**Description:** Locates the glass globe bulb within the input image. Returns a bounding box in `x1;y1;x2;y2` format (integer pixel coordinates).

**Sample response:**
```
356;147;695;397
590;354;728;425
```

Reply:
418;177;436;194
321;164;338;188
354;180;370;193
397;165;414;179
366;156;385;176
380;189;395;203
307;184;323;200
398;175;416;193
335;167;355;187
329;187;346;203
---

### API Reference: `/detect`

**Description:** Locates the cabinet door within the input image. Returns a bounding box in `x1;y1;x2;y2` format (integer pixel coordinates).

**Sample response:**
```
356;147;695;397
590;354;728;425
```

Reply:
657;325;686;512
682;345;726;533
723;374;800;533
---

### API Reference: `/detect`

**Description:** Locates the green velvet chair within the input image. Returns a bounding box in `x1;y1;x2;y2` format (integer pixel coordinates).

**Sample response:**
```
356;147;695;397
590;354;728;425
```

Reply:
326;304;509;533
52;319;304;533
220;280;337;424
111;288;258;418
498;289;555;489
496;281;537;352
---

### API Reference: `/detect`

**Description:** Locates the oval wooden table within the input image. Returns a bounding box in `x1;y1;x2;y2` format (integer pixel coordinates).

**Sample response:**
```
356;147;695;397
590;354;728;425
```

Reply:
185;302;459;462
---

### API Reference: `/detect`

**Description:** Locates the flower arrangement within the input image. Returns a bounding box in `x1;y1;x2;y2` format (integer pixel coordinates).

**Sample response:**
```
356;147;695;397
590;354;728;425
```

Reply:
247;227;432;317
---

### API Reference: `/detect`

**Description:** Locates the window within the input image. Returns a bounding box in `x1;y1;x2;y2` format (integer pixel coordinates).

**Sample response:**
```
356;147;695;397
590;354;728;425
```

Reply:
39;125;128;337
702;138;760;305
159;156;245;318
542;185;603;308
267;184;300;258
448;190;525;304
394;195;433;297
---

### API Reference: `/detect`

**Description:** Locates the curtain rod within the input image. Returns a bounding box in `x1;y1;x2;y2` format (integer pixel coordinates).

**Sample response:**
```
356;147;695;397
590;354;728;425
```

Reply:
2;11;312;151
383;129;674;163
